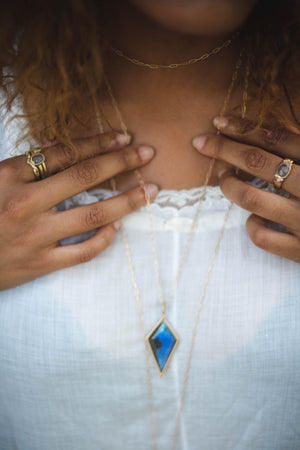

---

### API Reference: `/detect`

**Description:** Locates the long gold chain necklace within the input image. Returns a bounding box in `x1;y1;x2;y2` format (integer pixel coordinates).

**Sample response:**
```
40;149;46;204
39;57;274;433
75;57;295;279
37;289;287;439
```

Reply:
103;51;245;375
94;50;249;450
108;32;239;69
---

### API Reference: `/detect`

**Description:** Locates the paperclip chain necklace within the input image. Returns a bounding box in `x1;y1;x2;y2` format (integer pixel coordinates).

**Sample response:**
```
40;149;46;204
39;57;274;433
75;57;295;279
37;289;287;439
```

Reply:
94;50;249;450
103;51;245;375
108;32;239;69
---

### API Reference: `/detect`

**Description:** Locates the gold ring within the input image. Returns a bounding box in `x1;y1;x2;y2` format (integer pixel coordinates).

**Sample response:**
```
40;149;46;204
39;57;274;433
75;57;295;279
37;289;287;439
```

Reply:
273;158;294;189
25;148;48;180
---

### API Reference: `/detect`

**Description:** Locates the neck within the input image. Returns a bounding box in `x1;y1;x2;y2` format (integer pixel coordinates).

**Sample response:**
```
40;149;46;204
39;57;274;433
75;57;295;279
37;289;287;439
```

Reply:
101;0;241;94
96;1;245;190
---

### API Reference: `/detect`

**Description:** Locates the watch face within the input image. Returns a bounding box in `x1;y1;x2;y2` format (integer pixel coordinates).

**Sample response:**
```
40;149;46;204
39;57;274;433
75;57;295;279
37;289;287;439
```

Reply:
32;153;44;165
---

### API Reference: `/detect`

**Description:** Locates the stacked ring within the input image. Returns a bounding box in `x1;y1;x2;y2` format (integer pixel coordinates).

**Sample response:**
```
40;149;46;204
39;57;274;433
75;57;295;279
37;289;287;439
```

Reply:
273;158;294;190
26;148;48;180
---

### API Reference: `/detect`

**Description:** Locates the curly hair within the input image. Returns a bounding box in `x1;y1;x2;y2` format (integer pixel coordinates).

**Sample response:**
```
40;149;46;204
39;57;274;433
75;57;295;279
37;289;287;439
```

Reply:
0;0;299;150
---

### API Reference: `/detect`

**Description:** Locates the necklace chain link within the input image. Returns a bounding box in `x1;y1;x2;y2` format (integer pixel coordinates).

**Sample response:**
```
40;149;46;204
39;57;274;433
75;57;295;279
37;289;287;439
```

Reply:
103;49;245;316
108;32;239;69
94;48;248;450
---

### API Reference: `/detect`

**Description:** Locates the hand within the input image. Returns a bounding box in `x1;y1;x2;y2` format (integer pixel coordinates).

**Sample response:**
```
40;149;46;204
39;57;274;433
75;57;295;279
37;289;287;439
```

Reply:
0;132;157;290
192;115;300;263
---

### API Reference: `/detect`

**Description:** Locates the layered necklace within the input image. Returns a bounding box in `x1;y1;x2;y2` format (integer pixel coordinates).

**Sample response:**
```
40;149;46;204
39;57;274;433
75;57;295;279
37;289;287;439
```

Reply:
107;32;239;69
94;37;249;449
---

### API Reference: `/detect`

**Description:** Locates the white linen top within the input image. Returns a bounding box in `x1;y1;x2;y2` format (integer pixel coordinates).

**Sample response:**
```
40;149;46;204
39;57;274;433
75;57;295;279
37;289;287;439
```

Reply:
0;117;299;450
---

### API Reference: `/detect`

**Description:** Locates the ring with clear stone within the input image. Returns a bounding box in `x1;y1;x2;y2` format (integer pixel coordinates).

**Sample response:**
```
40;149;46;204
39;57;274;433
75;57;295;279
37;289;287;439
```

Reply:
273;158;294;190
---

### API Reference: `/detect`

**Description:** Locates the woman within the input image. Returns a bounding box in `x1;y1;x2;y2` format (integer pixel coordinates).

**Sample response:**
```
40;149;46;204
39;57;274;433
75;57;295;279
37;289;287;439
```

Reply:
0;0;299;449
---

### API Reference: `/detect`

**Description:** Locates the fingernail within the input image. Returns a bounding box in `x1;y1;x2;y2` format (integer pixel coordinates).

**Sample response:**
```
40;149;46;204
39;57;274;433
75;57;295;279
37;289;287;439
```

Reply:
116;133;131;145
138;146;155;161
217;168;229;179
217;165;234;179
145;183;159;199
213;116;228;129
192;135;207;151
113;219;121;230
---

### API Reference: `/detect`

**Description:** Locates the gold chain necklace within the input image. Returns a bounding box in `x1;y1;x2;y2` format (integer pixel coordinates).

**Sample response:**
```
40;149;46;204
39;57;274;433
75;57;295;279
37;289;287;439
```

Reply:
108;32;239;69
102;50;245;374
93;50;249;450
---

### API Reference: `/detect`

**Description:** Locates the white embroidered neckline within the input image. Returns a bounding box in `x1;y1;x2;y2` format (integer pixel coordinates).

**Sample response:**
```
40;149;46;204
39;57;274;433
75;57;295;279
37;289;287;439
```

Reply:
146;186;226;209
84;185;229;212
84;178;272;212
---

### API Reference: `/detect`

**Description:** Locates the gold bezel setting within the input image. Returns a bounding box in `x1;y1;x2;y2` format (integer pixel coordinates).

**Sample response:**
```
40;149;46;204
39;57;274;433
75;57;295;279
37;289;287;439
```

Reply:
26;148;48;180
273;158;294;189
146;316;179;377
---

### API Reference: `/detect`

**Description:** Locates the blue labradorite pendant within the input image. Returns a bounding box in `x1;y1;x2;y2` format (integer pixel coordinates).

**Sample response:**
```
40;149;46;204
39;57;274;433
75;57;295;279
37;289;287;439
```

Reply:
146;317;179;376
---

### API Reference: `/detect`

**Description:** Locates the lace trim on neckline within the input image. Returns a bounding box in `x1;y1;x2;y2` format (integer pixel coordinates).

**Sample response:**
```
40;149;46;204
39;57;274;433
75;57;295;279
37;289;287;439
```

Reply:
85;178;274;211
84;185;228;212
150;177;275;209
152;186;225;209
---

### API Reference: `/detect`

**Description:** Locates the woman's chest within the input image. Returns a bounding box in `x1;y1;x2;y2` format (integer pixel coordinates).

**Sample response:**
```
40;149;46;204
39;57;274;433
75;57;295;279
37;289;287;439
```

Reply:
0;205;299;381
0;205;299;450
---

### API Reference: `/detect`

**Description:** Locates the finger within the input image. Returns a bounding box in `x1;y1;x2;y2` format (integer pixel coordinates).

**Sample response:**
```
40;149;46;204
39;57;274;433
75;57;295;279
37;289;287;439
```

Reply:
48;183;158;242
212;115;300;162
39;144;155;208
193;134;300;197
47;222;120;271
219;174;300;232
246;214;300;263
1;131;129;183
